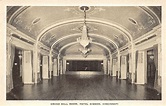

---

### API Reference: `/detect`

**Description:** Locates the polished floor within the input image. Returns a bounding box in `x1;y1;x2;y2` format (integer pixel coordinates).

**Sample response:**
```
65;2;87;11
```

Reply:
7;75;161;100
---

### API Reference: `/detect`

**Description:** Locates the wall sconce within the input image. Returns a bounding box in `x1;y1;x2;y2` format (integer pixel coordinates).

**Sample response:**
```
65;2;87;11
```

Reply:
149;55;154;60
18;51;22;59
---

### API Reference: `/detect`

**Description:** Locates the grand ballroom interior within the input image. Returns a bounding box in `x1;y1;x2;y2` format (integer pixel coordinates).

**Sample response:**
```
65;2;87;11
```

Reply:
6;6;162;100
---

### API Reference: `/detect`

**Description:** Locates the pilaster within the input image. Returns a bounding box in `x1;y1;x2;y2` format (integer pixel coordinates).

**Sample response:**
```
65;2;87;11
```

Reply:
53;59;58;76
33;43;38;83
49;51;53;78
117;53;121;78
109;56;112;76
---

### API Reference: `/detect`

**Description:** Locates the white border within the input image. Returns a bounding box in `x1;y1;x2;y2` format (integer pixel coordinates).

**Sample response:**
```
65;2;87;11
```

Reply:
0;0;165;106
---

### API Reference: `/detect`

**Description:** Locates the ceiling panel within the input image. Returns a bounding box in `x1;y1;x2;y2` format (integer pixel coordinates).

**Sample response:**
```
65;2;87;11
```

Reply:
7;6;161;53
61;43;109;56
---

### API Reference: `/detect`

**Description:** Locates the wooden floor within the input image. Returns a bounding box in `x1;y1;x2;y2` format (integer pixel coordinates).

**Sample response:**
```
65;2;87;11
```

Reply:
7;75;161;100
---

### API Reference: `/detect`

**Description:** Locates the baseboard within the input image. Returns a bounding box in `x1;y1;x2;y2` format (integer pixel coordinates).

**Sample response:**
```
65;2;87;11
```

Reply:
24;82;34;84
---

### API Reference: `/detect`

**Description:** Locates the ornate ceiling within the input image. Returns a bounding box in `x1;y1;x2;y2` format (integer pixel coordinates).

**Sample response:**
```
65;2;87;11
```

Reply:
7;6;161;55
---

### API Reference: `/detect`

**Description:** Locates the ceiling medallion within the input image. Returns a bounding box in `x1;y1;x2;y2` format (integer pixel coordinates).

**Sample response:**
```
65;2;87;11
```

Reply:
77;6;92;58
72;24;97;32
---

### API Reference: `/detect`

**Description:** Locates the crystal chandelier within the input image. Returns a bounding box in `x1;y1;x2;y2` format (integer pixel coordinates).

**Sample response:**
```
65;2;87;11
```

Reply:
77;6;92;57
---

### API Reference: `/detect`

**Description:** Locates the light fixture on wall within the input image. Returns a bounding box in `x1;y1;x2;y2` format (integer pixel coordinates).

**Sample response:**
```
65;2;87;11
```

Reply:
77;6;92;57
18;51;22;59
149;55;154;60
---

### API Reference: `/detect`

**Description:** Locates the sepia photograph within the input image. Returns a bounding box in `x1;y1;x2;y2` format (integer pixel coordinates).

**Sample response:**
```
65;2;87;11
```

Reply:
0;0;165;106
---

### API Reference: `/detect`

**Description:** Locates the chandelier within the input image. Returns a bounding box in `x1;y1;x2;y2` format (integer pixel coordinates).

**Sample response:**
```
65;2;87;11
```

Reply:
77;6;92;57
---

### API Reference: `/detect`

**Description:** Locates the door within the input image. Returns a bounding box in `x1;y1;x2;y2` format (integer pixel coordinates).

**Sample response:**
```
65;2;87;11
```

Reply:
67;60;103;71
126;54;129;80
12;48;23;88
147;50;156;87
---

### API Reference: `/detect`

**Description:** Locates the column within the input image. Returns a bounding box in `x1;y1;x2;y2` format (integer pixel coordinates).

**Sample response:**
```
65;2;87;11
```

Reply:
158;43;161;87
131;49;136;83
128;53;132;81
33;44;38;83
42;56;49;79
103;59;107;74
37;53;41;82
117;53;121;78
60;60;63;74
109;56;112;76
136;51;146;84
53;59;58;76
112;59;117;76
154;30;161;92
63;59;66;74
23;51;33;84
107;60;110;75
6;33;13;92
49;52;52;79
57;55;60;76
120;55;127;79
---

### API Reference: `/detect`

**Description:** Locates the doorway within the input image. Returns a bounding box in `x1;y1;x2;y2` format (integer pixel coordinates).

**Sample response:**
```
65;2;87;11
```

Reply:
147;50;156;87
12;48;23;88
126;54;130;80
40;55;43;80
66;60;103;71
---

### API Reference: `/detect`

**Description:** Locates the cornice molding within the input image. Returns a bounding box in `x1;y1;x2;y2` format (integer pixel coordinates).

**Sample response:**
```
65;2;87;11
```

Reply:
7;24;36;43
134;24;161;44
59;41;111;55
37;18;132;42
51;33;119;52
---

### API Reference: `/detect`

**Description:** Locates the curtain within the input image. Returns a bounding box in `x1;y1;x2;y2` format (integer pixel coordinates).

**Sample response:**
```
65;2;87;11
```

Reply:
135;51;138;83
6;44;15;93
153;45;158;90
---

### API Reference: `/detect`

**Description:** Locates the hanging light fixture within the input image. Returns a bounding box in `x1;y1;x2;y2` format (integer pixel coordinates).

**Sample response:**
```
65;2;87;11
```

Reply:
77;6;92;57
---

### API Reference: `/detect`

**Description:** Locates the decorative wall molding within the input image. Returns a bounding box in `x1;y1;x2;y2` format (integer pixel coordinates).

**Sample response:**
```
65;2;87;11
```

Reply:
51;33;118;54
7;36;33;51
8;6;30;24
59;41;111;55
37;18;132;43
40;49;49;55
134;24;161;44
63;55;106;60
7;24;51;55
38;42;50;51
7;24;36;43
139;6;161;24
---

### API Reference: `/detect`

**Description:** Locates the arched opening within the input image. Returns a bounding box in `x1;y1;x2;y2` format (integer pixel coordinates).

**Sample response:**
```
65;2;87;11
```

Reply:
12;47;23;88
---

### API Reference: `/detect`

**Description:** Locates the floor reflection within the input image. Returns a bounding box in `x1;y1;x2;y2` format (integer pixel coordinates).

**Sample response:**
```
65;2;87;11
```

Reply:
7;75;161;100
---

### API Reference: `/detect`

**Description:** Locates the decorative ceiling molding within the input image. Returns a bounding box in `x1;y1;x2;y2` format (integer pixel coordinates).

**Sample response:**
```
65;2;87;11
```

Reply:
37;18;132;43
139;6;161;24
8;6;30;24
63;6;106;16
134;24;161;44
7;24;36;43
71;24;98;32
8;6;160;44
50;33;119;51
7;6;161;55
59;41;111;55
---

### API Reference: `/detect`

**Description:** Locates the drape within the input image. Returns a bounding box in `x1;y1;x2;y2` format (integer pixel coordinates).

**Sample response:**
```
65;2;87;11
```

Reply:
135;51;138;83
6;44;15;93
153;45;159;90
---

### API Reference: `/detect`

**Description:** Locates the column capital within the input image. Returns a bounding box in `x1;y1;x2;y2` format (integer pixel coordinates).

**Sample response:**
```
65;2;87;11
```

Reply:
7;28;13;37
6;28;14;44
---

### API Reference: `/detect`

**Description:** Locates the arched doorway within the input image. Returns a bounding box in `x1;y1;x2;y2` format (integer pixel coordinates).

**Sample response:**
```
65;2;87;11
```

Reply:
147;49;156;87
12;47;23;88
